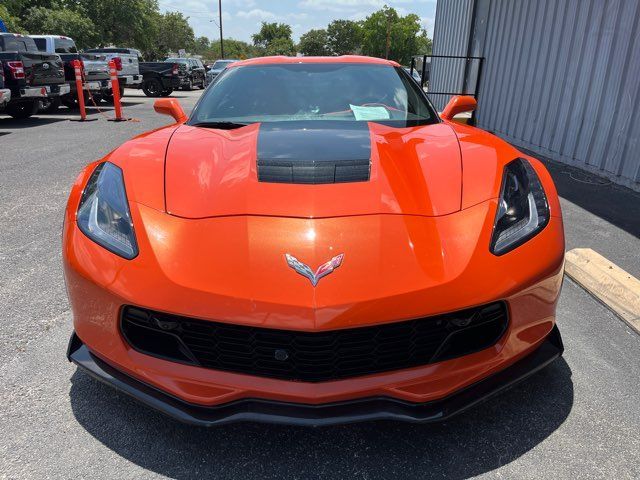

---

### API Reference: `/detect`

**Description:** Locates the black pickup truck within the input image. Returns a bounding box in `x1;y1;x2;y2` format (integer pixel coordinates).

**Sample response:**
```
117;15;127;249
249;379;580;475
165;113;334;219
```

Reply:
138;61;181;97
0;33;68;118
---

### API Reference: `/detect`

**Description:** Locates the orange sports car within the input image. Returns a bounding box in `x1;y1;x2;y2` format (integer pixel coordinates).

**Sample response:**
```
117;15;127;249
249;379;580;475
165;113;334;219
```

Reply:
64;56;565;426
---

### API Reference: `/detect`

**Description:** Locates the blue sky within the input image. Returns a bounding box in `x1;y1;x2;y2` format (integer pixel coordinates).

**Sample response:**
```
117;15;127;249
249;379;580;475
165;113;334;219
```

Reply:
159;0;437;44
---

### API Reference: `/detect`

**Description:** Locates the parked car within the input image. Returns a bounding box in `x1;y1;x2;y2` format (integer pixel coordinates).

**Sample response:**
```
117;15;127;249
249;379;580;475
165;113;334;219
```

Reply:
403;66;421;84
164;57;205;90
0;33;68;118
64;56;565;427
138;61;181;97
205;58;238;86
85;47;143;98
31;35;111;111
0;62;10;107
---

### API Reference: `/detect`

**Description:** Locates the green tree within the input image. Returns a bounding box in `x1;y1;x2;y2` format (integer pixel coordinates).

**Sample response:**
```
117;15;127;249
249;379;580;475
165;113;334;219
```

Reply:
326;19;361;55
0;4;25;32
204;38;259;61
2;0;55;18
265;36;295;56
415;29;433;55
193;36;211;56
75;0;161;54
361;6;428;65
298;28;329;56
22;7;98;49
252;22;293;54
156;12;195;54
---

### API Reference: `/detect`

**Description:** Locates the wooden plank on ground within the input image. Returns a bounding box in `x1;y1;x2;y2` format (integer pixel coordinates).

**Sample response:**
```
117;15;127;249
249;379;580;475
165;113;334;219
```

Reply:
565;248;640;334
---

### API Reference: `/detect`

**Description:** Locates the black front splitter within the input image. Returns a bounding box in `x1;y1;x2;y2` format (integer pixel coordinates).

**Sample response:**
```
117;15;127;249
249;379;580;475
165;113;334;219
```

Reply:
67;326;563;427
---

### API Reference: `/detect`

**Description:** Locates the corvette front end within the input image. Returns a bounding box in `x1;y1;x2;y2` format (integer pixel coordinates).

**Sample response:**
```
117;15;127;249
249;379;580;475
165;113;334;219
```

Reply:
64;56;565;426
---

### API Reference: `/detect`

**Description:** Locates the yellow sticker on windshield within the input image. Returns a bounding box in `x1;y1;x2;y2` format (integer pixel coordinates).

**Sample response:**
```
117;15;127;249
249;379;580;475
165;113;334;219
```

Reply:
349;104;390;121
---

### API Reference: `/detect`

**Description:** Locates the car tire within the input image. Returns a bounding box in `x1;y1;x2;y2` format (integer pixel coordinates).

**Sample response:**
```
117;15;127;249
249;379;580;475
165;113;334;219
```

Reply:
102;84;124;104
142;79;163;97
61;91;92;110
38;96;61;114
89;93;103;105
6;100;39;119
160;88;174;97
183;79;193;91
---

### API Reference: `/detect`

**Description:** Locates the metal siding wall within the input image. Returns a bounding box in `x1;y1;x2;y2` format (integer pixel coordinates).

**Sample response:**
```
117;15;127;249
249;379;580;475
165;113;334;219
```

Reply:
430;0;475;110
434;0;640;190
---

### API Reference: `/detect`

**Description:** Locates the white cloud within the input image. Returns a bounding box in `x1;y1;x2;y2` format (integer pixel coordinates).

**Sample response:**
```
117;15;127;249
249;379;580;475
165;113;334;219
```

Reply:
236;9;277;20
227;0;257;7
299;0;385;13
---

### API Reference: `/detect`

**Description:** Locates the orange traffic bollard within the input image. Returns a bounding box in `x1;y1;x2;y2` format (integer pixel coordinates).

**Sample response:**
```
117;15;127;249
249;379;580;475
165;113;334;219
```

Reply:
72;59;87;121
108;59;124;121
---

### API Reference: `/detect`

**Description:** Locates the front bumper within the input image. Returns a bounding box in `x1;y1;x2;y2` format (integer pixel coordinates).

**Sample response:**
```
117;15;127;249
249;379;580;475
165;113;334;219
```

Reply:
19;84;70;98
120;75;142;86
68;325;563;426
69;80;110;93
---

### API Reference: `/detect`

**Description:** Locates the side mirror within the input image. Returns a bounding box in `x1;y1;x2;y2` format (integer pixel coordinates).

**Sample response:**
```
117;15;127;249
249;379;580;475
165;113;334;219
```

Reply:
440;95;477;122
154;98;187;123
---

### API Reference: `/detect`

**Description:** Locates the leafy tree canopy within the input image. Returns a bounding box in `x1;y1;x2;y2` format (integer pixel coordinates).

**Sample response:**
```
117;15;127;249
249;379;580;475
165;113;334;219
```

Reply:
326;19;361;55
298;29;329;56
252;22;293;51
265;36;295;56
0;4;25;33
2;2;431;63
22;7;98;49
361;6;427;65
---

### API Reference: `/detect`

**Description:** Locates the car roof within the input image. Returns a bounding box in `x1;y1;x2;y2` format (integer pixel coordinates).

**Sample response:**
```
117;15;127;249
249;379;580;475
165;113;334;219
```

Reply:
30;35;73;40
229;55;400;68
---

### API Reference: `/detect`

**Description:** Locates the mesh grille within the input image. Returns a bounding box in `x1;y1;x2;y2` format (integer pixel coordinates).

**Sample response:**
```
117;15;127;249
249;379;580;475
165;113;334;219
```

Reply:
121;303;508;382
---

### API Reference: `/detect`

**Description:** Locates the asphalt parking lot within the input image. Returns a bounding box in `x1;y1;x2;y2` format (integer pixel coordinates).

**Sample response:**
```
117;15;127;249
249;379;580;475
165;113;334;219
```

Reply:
1;90;639;479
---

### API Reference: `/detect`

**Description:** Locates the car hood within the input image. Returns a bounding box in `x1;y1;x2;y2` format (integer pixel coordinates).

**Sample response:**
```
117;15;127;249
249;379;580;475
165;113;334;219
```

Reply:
164;121;462;218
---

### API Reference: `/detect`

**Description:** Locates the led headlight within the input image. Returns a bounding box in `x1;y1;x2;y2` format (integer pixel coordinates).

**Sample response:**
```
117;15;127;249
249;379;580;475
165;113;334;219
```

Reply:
490;158;549;255
77;162;138;259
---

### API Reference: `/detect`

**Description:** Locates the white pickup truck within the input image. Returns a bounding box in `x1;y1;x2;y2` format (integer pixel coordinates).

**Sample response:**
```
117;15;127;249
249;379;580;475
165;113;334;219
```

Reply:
31;35;112;109
85;47;142;96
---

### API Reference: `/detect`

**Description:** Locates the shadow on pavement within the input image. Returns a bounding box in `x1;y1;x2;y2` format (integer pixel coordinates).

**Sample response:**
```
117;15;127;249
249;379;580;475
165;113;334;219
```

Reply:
532;154;640;239
70;358;573;479
0;116;69;129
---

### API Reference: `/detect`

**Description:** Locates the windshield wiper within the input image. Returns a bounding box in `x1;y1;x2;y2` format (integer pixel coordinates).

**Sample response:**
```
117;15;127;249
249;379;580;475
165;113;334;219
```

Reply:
190;121;250;129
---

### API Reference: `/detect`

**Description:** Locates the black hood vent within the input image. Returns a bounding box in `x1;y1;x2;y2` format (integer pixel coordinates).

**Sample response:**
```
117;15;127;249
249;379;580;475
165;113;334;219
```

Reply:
257;121;371;184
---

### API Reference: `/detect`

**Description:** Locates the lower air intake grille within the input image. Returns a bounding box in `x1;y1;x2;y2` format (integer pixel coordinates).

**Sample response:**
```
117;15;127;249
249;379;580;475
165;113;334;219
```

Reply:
121;303;508;382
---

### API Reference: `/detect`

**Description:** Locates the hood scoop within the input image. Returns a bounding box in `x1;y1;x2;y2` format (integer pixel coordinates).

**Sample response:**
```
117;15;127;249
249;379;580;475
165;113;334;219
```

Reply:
257;121;371;184
164;122;462;219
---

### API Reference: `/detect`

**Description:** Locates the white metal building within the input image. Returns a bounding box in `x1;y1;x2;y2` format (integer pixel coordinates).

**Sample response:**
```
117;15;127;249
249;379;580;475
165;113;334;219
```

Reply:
431;0;640;191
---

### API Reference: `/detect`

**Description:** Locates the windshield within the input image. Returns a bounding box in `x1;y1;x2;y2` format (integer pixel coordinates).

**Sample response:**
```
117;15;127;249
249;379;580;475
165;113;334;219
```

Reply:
189;63;437;126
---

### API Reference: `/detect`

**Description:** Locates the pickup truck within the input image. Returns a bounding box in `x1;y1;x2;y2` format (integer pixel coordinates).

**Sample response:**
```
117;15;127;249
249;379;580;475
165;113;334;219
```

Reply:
31;35;111;111
0;33;69;118
137;61;181;97
165;57;206;90
84;47;142;99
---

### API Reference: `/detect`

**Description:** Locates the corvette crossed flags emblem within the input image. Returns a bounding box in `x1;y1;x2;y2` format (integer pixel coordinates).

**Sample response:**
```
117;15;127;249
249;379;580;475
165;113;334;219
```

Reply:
285;253;344;286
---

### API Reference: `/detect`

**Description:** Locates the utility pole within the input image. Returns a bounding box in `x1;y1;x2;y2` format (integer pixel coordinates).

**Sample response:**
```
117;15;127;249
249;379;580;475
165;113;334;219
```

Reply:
218;0;224;59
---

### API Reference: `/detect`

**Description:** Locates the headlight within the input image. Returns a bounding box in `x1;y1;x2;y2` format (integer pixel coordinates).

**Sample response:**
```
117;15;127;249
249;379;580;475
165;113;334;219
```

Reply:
490;158;549;255
77;162;138;259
